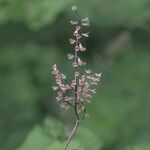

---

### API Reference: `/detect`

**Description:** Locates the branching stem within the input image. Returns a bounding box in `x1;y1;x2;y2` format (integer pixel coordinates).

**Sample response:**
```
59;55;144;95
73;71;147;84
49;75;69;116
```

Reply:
64;19;80;150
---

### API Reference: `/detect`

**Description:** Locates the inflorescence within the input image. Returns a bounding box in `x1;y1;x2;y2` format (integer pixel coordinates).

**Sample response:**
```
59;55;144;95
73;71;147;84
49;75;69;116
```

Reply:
51;5;102;117
51;5;102;150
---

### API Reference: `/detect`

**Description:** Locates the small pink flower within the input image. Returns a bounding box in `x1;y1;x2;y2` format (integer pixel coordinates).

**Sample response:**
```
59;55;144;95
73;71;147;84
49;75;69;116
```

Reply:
74;26;81;39
82;17;89;22
79;79;85;86
61;74;66;79
69;39;76;44
52;86;58;91
56;96;62;102
85;69;92;74
81;33;89;38
82;17;89;26
92;77;100;82
70;21;78;25
76;26;81;30
68;54;74;59
71;5;77;11
72;62;78;67
91;82;98;85
75;45;80;52
90;89;96;94
57;91;63;97
60;86;67;93
52;64;59;75
79;43;86;51
70;80;76;89
75;72;80;77
83;93;92;99
95;73;102;77
77;57;86;66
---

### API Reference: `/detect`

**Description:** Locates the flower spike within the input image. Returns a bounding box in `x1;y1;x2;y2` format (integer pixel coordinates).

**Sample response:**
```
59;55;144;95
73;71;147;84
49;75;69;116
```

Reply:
51;5;102;150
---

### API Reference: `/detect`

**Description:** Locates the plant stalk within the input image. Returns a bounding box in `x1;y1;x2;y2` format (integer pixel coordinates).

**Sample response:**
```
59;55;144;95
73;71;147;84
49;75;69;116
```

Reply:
64;118;79;150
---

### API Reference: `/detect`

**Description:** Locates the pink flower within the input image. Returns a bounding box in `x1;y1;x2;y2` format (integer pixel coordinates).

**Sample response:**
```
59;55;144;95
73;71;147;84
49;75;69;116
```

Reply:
70;21;78;25
85;69;92;74
70;80;76;89
75;45;80;52
68;54;74;60
71;5;77;11
69;39;76;44
82;17;89;26
90;89;96;94
60;85;67;93
57;91;63;97
81;33;89;38
52;64;59;75
61;74;66;79
82;17;89;22
56;96;62;102
77;57;86;66
83;93;92;99
91;82;98;85
75;72;80;77
95;73;102;77
74;26;81;39
72;62;78;67
52;86;58;91
79;79;85;86
79;43;86;51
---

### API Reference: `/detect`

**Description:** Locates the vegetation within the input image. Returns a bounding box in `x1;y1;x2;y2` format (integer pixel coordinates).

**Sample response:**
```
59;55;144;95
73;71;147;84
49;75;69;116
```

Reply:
0;0;150;150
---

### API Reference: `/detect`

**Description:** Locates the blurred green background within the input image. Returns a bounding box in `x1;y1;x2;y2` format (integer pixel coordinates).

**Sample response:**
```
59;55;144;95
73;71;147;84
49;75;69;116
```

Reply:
0;0;150;150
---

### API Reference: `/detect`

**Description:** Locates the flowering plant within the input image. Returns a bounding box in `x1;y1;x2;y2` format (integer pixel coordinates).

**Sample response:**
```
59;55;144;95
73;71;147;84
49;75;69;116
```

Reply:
51;5;102;150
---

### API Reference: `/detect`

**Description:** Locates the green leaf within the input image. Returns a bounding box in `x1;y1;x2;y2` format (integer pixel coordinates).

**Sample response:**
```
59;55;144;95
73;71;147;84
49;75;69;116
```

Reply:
17;117;102;150
24;0;69;29
17;126;51;150
74;126;102;150
0;0;70;29
126;144;150;150
46;141;63;150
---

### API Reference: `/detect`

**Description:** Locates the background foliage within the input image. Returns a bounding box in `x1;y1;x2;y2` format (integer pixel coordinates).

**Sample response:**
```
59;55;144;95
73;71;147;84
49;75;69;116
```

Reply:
0;0;150;150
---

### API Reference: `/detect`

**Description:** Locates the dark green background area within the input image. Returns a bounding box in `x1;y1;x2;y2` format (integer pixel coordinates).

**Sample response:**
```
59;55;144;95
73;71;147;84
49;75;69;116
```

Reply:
0;0;150;150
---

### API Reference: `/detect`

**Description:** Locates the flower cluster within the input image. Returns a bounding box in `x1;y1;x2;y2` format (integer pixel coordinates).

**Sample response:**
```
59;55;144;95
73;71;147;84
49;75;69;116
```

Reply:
51;64;72;110
78;70;102;103
51;5;101;116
